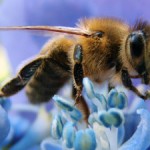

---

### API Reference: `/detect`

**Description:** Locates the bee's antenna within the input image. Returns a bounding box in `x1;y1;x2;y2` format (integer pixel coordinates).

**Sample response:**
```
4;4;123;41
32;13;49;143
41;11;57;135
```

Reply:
0;26;90;37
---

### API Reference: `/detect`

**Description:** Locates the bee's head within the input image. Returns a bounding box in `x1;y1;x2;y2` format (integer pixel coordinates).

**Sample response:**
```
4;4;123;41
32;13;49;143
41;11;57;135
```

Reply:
126;24;150;83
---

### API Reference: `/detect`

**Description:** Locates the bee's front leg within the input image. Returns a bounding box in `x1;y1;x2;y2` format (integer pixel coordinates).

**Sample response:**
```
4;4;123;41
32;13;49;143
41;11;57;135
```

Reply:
73;44;90;122
108;82;115;92
121;68;150;100
73;44;84;103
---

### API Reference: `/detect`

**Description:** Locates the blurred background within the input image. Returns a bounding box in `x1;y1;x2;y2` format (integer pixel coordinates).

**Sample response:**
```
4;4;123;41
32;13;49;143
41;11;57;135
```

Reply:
0;0;149;106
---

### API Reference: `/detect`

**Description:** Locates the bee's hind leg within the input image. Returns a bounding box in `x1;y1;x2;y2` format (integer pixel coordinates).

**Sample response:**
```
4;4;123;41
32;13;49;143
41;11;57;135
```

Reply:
73;44;90;122
0;56;43;97
121;68;150;100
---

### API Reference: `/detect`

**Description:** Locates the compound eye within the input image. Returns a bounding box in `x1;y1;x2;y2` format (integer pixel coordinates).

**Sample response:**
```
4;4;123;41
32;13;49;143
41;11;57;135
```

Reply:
93;31;104;38
128;31;146;74
129;31;145;57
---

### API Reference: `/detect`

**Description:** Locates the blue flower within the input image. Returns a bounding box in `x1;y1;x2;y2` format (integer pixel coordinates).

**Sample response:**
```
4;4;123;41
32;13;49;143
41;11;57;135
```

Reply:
9;107;51;150
0;1;150;150
42;78;150;150
0;103;10;144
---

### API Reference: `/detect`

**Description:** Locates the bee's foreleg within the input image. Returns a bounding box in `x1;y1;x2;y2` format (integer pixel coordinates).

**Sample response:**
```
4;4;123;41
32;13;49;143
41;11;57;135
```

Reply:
72;84;77;98
73;44;90;122
0;56;43;97
121;68;150;100
108;82;115;92
73;44;84;102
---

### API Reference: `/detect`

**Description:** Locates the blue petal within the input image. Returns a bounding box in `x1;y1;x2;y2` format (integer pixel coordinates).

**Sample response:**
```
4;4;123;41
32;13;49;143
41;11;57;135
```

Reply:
50;115;63;139
62;122;75;148
83;78;107;110
94;93;107;110
92;122;110;150
83;77;95;99
74;129;97;150
107;89;127;109
98;109;124;127
88;113;97;126
0;127;13;147
0;97;11;111
109;109;125;127
53;95;73;111
0;105;10;144
123;113;140;142
10;107;51;150
119;109;150;150
127;97;146;113
41;138;62;150
117;92;128;109
98;110;111;127
1;115;31;146
118;125;125;146
69;108;82;122
53;95;82;122
9;115;30;142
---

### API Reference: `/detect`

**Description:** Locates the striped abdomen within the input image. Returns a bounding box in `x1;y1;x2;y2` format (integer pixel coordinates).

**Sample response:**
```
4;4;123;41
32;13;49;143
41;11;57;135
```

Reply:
26;38;73;103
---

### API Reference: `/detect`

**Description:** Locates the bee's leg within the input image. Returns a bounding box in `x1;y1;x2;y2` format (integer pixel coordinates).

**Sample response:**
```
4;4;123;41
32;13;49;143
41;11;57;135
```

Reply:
73;44;90;122
142;72;149;85
0;57;43;97
108;82;115;92
121;68;150;100
72;84;77;98
73;44;84;103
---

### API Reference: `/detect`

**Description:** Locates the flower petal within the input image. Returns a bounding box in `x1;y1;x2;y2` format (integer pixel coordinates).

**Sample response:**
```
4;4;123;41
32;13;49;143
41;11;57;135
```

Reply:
94;93;107;110
53;95;73;111
93;122;110;150
127;97;146;114
0;105;10;144
0;97;11;111
9;115;30;142
83;78;107;110
69;108;82;122
119;109;150;150
50;115;63;140
53;95;82;122
74;128;97;150
98;108;124;127
118;125;125;146
83;77;95;99
62;122;76;148
10;107;51;150
88;113;98;126
41;138;62;150
107;89;127;109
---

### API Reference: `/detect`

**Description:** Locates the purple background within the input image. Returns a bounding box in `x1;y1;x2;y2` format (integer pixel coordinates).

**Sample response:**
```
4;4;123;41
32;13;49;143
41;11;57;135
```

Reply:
0;0;149;106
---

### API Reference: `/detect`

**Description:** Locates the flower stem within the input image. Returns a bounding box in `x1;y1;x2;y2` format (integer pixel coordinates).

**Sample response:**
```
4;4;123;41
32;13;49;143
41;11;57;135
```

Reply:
106;127;118;150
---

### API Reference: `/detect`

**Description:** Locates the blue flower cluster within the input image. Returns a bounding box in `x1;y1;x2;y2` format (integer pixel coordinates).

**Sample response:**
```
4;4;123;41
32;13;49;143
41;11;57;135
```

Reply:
0;0;150;150
41;78;150;150
0;78;150;150
0;98;10;145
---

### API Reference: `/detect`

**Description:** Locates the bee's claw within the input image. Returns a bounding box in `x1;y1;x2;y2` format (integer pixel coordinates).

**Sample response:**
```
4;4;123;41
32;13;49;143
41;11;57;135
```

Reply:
145;90;150;100
74;95;81;106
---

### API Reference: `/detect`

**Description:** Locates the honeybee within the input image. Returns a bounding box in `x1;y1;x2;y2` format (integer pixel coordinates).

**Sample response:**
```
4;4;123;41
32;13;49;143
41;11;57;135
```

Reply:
0;18;150;120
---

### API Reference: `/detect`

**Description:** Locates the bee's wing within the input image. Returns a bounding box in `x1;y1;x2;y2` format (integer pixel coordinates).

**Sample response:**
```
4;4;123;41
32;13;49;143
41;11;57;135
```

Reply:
0;26;90;37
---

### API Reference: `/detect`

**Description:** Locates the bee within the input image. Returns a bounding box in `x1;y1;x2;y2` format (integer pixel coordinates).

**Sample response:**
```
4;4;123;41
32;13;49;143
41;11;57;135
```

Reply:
0;18;149;120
